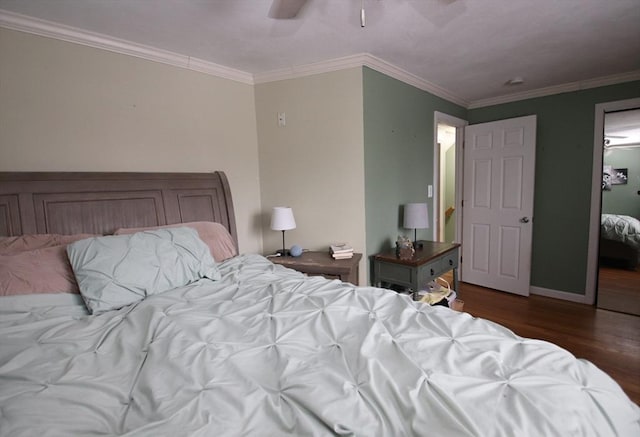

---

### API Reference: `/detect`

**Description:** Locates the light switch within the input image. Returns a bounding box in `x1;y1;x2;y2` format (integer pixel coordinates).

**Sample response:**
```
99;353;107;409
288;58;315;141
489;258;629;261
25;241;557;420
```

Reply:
428;185;433;198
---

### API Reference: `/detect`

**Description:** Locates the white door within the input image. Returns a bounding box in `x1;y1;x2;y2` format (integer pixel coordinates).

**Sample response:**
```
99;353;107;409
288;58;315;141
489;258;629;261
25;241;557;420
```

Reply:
462;115;536;295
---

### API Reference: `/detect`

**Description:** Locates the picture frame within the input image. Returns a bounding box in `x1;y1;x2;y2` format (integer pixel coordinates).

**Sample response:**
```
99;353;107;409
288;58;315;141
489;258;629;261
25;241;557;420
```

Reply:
611;168;628;185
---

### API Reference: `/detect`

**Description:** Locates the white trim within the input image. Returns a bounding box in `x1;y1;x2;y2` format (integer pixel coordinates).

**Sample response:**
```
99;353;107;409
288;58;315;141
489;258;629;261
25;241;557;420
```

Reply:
587;97;640;305
361;55;469;108
185;57;252;83
0;9;254;84
468;71;640;109
254;53;470;108
530;286;591;304
253;54;368;83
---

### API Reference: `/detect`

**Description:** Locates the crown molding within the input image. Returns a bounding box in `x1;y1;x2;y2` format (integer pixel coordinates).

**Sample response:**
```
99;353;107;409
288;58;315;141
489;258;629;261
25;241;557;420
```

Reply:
361;55;469;108
0;9;253;84
254;53;470;108
468;70;640;109
253;54;367;83
184;57;252;83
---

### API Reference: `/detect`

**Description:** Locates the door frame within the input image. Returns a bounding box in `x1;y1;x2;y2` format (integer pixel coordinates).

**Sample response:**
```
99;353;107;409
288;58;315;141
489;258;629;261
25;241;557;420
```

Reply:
432;112;467;249
586;97;640;304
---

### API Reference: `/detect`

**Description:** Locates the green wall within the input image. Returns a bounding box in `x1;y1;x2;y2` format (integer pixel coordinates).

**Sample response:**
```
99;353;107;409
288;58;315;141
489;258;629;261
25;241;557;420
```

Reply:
468;80;640;294
362;67;638;294
602;148;640;218
363;67;466;278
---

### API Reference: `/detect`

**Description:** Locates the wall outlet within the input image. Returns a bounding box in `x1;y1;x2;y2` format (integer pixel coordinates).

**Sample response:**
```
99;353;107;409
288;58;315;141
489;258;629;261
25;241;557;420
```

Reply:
428;185;433;198
278;112;286;127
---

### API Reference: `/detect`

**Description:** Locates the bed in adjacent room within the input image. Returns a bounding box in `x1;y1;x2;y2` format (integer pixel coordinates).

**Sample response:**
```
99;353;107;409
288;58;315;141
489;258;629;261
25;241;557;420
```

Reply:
600;213;640;269
1;172;638;436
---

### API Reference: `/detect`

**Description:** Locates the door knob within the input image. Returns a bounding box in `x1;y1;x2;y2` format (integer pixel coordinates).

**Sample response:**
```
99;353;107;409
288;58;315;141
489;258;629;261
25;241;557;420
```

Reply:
520;217;530;223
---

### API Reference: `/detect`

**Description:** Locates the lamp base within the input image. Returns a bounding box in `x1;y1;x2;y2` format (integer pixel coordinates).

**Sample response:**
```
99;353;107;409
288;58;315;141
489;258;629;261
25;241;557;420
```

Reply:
275;249;291;257
412;230;424;249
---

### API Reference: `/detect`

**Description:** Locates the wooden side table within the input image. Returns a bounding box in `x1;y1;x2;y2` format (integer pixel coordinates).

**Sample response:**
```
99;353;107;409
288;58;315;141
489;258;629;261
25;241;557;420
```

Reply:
372;241;460;297
270;251;362;285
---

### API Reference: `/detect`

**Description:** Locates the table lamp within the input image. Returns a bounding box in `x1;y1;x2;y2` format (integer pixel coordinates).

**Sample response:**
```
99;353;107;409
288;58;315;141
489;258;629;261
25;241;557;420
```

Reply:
404;203;429;248
271;206;296;256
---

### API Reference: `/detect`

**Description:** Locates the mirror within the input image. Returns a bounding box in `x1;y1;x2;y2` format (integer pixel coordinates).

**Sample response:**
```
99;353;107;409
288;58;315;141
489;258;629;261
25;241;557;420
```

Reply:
597;108;640;316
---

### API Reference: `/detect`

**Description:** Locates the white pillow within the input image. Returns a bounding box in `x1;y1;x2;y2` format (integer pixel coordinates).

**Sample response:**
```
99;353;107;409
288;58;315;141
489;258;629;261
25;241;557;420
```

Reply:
67;227;220;314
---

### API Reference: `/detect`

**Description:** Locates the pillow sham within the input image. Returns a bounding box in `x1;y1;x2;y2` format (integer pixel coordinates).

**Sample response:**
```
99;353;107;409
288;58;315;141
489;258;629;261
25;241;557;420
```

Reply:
114;221;237;262
0;233;96;255
67;227;220;314
0;245;80;296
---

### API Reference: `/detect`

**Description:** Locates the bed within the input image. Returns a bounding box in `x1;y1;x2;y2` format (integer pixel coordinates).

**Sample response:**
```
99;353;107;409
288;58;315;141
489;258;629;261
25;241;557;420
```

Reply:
600;214;640;269
1;172;638;436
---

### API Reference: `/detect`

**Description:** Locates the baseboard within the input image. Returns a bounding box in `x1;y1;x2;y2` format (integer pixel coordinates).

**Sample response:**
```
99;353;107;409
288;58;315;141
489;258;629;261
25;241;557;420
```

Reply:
530;286;592;304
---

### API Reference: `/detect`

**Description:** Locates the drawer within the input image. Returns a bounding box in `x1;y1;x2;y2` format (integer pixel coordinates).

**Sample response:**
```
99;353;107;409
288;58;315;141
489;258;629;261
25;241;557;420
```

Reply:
439;251;458;271
428;255;458;279
417;252;458;286
418;262;440;285
377;262;414;287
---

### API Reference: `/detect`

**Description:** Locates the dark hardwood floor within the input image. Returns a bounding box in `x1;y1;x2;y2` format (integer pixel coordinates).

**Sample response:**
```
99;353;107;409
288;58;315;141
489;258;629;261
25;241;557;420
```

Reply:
444;275;640;405
597;264;640;316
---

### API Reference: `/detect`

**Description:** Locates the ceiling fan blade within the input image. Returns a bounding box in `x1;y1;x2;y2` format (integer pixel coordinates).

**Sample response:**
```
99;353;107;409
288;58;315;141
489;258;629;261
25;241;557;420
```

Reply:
269;0;308;19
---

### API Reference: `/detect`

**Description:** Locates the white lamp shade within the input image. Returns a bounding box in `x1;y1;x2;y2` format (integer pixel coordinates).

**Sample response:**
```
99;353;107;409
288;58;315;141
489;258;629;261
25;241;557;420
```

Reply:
403;203;429;229
271;207;296;231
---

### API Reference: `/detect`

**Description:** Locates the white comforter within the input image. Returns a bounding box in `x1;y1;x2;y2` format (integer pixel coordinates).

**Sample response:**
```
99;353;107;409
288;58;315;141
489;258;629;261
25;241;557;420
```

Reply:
1;254;638;436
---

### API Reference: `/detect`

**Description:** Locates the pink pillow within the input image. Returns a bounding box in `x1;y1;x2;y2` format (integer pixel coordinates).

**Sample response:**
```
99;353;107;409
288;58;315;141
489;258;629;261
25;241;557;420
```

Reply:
0;245;80;296
114;221;237;262
0;234;95;255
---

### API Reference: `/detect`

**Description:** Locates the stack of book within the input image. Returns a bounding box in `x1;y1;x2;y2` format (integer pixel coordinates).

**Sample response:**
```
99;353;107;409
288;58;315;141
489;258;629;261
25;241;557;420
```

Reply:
330;243;354;260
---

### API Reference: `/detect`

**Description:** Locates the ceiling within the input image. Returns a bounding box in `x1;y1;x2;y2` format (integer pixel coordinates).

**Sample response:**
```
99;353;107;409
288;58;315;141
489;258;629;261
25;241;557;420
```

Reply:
605;109;640;148
1;0;639;106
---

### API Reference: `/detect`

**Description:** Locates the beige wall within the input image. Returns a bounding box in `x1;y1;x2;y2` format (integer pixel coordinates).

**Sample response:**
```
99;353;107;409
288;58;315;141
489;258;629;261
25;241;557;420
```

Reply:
0;28;367;276
0;28;263;254
255;69;367;284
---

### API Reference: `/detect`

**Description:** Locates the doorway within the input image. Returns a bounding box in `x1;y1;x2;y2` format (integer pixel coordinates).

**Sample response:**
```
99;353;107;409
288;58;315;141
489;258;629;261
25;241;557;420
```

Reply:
436;123;457;243
596;107;640;315
433;112;537;295
433;112;466;247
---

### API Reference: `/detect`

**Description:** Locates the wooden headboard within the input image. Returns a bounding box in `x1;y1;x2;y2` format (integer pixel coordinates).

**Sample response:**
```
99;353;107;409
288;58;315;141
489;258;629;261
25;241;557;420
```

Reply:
0;171;237;247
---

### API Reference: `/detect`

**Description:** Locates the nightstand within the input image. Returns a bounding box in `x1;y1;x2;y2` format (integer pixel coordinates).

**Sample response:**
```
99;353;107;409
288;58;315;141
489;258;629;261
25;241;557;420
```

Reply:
372;241;460;297
270;251;362;285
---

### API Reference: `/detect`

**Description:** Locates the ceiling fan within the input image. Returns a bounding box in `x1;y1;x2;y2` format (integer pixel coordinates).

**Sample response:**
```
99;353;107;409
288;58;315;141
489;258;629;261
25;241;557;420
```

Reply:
604;135;640;149
269;0;368;27
268;0;308;19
